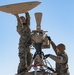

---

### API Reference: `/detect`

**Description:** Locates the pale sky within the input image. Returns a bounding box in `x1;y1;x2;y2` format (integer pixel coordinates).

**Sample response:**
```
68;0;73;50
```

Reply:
0;0;74;75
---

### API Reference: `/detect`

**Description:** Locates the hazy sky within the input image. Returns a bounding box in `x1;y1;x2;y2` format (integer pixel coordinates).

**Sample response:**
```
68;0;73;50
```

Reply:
0;0;74;75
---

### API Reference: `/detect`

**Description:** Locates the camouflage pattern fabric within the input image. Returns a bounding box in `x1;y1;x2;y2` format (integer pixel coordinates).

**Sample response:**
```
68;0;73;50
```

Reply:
49;41;69;75
16;12;32;74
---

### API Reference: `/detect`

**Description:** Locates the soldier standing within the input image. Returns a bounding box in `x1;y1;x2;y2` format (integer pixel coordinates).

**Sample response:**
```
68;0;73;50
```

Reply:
14;12;32;74
44;36;70;75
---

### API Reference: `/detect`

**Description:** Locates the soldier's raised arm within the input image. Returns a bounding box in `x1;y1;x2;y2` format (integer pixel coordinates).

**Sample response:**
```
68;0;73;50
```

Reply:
14;14;23;35
14;14;22;26
25;12;30;25
47;36;57;54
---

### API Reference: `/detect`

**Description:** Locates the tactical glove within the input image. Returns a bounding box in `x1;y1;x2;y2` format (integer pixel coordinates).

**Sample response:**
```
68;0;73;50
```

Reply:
44;54;51;58
47;36;51;41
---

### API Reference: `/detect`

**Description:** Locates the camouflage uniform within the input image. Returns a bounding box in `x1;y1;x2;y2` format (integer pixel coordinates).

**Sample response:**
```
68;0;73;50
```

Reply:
49;41;69;75
16;13;32;74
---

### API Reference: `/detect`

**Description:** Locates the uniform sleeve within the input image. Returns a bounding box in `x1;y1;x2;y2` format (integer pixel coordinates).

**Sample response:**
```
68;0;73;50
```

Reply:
25;12;30;25
49;54;67;64
51;41;57;54
16;15;23;34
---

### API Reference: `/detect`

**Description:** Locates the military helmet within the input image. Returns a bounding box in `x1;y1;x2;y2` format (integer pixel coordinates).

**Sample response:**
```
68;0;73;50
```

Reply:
57;43;66;52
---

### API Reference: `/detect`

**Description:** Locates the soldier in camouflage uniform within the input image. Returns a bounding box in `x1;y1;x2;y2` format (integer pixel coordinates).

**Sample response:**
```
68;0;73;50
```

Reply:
44;36;70;75
15;12;32;74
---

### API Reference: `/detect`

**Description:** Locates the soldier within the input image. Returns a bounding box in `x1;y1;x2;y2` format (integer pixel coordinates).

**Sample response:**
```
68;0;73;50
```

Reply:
14;12;32;74
44;36;70;75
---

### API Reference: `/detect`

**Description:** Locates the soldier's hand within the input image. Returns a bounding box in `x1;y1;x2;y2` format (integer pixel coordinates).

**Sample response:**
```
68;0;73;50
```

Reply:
47;36;51;41
44;54;51;59
25;11;29;14
13;14;19;18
